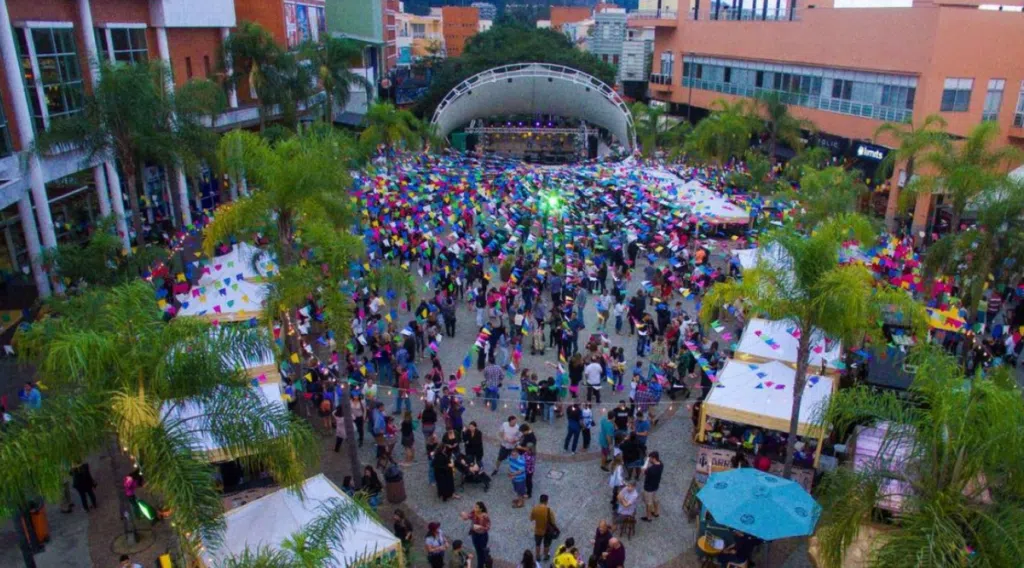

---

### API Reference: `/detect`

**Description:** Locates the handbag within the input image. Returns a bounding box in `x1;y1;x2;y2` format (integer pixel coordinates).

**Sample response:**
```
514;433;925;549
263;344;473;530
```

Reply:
545;508;561;540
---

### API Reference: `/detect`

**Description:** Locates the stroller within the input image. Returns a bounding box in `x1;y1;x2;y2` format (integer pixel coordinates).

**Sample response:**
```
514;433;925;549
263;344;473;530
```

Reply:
455;453;492;493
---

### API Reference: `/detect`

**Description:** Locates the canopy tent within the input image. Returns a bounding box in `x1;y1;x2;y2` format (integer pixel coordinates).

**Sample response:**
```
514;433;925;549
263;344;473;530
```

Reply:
591;166;751;225
197;243;278;286
734;318;843;375
850;422;913;513
926;306;967;334
700;359;834;441
201;474;403;567
161;382;285;463
175;279;269;322
730;243;788;272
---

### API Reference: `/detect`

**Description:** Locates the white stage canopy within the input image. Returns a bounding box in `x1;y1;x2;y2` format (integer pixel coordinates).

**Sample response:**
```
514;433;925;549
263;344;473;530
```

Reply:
176;279;269;322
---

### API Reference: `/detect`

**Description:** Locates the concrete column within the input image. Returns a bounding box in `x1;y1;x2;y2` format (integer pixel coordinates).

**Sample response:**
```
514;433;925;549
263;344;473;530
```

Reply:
221;27;239;109
104;161;131;251
17;194;51;297
93;165;111;216
911;191;932;241
155;27;194;229
1;0;54;296
77;0;101;86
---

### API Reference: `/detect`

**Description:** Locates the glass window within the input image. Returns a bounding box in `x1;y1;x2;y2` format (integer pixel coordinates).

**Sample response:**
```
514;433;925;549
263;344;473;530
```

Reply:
99;27;148;64
1014;81;1024;128
18;27;86;132
940;78;973;112
982;79;1004;122
832;79;853;100
723;67;732;83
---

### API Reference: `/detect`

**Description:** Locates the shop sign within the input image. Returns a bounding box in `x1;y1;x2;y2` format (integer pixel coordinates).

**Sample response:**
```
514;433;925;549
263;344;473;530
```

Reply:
814;133;849;155
854;142;888;162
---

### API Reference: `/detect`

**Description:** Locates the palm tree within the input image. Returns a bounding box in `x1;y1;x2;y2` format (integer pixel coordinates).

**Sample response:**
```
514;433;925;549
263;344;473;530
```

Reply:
812;346;1024;568
727;150;778;197
216;129;271;201
36;62;221;249
787;166;870;228
752;91;815;163
172;78;229;226
700;214;927;478
921;178;1024;332
202;128;366;488
874;114;948;230
629;102;691;159
301;37;371;123
684;99;757;165
359;102;424;154
781;146;831;183
5;281;318;559
218;495;403;567
902;121;1024;232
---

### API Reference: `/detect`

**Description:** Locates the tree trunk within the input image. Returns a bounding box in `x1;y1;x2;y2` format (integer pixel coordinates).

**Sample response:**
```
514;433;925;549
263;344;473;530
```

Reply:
122;160;146;249
950;208;962;235
325;92;333;123
337;381;363;489
768;128;777;165
782;338;811;479
885;157;913;232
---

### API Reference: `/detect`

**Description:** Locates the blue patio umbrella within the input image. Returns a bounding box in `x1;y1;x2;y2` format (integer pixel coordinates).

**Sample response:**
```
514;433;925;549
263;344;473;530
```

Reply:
696;468;821;541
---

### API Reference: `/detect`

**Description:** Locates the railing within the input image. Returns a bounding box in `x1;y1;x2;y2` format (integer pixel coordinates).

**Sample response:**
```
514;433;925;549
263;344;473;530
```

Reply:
628;9;678;19
649;73;673;85
706;7;795;20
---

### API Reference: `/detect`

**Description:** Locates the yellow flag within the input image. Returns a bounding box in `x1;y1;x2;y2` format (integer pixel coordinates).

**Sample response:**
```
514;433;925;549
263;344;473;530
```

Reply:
290;353;300;364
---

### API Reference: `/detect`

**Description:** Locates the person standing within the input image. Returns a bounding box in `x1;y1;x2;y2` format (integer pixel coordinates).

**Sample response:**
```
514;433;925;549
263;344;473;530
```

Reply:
448;540;471;568
640;451;663;522
460;501;491;568
70;462;97;512
426;522;450;568
483;361;503;412
463;421;484;465
443;296;458;337
602;538;626;568
529;494;557;561
563;402;583;454
434;448;458;502
508;448;528;508
598;411;616;471
333;406;347;452
493;416;522;476
19;382;41;410
393;510;414;560
584;357;604;404
351;394;366;447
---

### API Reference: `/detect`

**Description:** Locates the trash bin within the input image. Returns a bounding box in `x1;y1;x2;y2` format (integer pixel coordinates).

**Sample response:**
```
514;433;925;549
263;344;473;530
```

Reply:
28;505;50;543
384;464;406;504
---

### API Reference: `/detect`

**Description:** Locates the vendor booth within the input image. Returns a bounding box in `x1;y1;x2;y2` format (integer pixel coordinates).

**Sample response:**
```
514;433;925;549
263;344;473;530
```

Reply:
734;318;843;376
697;359;835;473
200;474;404;567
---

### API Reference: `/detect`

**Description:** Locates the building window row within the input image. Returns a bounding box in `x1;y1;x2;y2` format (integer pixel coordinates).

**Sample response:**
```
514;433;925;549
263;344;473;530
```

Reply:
16;26;86;133
681;55;917;123
95;27;149;64
1014;81;1024;128
706;0;795;21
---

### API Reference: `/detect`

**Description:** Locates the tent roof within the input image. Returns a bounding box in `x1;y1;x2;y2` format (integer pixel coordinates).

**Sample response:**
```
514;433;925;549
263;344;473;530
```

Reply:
735;318;843;372
161;382;284;462
176;279;269;322
704;359;834;437
202;474;401;567
197;243;277;287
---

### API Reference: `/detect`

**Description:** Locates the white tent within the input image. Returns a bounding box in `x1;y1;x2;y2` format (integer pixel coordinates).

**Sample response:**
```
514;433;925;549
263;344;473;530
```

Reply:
161;382;285;463
197;243;277;286
663;178;750;225
734;318;843;374
176;279;269;322
702;359;834;439
201;474;403;567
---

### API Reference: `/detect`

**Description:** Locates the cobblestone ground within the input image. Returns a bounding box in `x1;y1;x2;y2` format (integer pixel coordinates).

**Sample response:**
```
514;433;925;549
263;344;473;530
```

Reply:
314;253;814;568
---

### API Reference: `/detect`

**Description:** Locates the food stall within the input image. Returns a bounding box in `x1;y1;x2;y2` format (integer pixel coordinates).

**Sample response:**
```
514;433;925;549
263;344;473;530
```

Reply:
695;359;834;487
200;474;404;567
733;318;843;377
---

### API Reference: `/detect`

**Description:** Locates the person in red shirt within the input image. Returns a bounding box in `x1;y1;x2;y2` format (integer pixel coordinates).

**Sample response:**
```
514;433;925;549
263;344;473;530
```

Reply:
753;449;772;473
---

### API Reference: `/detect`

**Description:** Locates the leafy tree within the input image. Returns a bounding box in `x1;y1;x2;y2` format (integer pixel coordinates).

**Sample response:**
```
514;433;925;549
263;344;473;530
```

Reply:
173;78;229;226
36;61;222;249
218;495;403;568
813;346;1024;568
752;91;815;162
216;129;271;201
6;281;318;557
874;114;948;230
727;150;778;197
921;178;1024;329
902;121;1023;232
413;23;616;118
700;214;927;477
783;166;869;228
781;146;832;183
684;99;756;165
630;102;691;158
301;37;371;123
223;22;314;131
41;217;168;290
360;102;425;153
202;128;366;487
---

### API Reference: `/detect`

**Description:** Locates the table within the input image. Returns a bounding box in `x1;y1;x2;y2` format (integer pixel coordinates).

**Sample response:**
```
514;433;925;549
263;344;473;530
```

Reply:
697;535;725;567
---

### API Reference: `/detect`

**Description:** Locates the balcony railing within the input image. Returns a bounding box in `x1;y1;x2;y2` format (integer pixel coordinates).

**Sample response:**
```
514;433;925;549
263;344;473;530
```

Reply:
649;73;673;85
628;9;677;19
